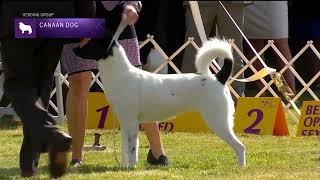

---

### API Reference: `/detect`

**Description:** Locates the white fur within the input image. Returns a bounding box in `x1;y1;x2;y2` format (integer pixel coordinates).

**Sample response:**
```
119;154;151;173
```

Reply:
195;38;233;75
98;38;245;167
19;22;32;34
143;48;168;74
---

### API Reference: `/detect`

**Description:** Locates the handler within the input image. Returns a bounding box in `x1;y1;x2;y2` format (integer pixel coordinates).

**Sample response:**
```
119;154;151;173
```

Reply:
0;0;95;178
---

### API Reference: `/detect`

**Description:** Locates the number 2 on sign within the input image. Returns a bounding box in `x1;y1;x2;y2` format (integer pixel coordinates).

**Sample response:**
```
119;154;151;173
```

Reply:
244;109;263;134
96;105;110;129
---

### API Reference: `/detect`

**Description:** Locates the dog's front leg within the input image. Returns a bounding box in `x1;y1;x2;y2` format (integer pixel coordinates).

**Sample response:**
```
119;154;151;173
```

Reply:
120;119;139;168
120;127;129;167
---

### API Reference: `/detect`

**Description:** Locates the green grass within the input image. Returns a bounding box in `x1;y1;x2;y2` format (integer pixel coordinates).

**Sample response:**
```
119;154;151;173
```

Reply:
0;117;318;180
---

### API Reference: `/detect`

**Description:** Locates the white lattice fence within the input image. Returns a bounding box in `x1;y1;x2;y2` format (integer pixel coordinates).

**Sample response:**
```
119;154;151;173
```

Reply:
137;36;320;122
1;36;319;124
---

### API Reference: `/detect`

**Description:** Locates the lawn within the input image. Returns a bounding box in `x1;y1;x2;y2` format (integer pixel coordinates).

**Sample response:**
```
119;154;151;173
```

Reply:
0;114;318;180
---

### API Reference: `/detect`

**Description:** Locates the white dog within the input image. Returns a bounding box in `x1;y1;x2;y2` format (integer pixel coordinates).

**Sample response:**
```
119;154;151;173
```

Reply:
19;22;32;34
74;37;246;168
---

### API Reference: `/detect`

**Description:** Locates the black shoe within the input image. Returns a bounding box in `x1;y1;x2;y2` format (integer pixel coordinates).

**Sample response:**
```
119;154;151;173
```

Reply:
20;151;40;178
48;131;72;178
21;170;35;178
70;159;82;168
147;149;170;166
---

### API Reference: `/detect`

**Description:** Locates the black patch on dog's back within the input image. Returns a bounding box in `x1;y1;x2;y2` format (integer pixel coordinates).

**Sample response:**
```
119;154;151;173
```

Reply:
216;58;233;85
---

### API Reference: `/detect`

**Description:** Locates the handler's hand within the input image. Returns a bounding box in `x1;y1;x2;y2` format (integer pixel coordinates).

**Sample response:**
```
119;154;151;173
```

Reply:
122;4;139;25
80;38;91;48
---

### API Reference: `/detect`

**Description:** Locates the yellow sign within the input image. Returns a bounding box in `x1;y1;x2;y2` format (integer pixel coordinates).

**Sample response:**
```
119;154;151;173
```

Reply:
87;92;210;132
87;92;120;129
165;112;210;133
296;100;320;136
233;97;289;136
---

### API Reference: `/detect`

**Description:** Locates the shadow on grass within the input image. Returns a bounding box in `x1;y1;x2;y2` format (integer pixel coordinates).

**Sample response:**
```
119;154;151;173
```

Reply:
67;163;169;175
0;165;170;179
0;115;21;130
144;166;170;171
68;164;136;174
0;167;20;179
0;166;51;178
0;165;143;179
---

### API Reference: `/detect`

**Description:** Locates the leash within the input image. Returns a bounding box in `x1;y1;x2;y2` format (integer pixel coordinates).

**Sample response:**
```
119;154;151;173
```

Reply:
189;1;299;118
112;111;121;166
189;1;276;82
217;1;298;113
217;1;278;82
107;19;128;53
106;19;127;166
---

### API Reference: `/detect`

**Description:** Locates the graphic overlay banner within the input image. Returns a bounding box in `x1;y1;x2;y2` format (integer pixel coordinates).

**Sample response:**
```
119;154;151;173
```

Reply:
234;97;289;136
15;18;105;38
296;101;320;136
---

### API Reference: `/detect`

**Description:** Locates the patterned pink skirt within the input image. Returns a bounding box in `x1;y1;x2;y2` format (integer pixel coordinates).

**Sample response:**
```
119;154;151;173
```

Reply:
61;38;141;75
61;1;141;75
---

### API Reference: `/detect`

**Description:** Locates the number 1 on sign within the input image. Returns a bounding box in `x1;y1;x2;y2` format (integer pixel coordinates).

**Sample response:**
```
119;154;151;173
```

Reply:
96;105;110;129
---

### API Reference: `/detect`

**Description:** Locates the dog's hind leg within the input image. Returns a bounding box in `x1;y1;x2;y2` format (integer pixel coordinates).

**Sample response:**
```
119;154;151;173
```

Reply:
119;118;139;168
201;110;246;167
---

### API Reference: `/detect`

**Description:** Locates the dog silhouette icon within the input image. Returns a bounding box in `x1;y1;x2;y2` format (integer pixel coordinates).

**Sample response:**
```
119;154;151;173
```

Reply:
19;22;33;34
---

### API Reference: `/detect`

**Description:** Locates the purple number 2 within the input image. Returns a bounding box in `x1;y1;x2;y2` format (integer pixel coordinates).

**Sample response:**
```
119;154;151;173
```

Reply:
244;109;263;134
96;105;110;129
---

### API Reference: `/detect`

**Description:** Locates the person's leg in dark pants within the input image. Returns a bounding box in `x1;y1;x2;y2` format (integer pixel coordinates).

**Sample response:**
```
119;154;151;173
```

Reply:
38;39;63;113
1;39;40;176
0;39;59;175
0;39;71;178
20;126;40;175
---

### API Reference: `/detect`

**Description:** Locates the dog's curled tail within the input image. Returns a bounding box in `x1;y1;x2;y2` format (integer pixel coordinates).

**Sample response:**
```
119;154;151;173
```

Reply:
195;38;234;85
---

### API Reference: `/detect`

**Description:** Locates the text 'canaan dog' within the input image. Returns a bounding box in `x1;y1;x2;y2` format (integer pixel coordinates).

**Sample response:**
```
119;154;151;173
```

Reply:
74;37;246;168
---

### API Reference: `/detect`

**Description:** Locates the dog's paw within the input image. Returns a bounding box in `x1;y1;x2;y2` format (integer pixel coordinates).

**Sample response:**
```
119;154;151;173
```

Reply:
239;160;246;167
